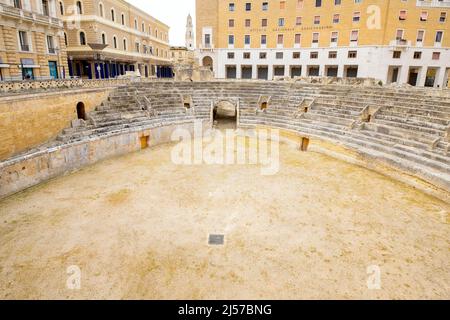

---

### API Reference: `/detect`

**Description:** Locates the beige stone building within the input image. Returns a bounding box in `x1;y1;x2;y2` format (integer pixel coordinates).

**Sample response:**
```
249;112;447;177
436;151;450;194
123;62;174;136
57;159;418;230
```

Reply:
0;0;68;80
58;0;172;78
196;0;450;87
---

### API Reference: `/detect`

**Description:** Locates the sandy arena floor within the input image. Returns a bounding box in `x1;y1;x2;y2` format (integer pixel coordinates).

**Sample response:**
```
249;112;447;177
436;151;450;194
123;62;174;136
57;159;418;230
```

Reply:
0;127;449;299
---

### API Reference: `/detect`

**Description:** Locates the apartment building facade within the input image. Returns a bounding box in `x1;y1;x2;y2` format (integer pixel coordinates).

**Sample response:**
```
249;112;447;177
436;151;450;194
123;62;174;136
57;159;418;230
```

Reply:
0;0;68;80
59;0;172;79
196;0;450;87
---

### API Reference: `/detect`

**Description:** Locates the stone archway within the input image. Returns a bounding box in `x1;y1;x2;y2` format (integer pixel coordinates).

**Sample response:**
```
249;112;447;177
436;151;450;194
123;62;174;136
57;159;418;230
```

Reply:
76;102;86;120
211;99;239;129
202;56;214;72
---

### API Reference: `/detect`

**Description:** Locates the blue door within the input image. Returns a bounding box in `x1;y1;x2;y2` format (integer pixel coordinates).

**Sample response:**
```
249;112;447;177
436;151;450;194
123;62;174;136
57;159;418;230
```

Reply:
48;61;58;79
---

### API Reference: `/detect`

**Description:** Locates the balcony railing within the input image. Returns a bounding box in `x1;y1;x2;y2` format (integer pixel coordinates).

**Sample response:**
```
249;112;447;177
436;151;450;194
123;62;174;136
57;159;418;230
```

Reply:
48;47;56;54
390;39;411;47
416;0;450;8
0;3;63;27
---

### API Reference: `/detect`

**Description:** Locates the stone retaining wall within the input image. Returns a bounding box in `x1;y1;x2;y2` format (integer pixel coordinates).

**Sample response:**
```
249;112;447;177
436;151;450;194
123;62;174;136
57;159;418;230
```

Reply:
0;122;206;199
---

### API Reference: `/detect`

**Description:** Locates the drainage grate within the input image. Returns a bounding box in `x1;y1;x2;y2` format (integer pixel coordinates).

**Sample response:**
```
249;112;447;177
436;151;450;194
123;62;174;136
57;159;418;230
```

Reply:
208;234;225;245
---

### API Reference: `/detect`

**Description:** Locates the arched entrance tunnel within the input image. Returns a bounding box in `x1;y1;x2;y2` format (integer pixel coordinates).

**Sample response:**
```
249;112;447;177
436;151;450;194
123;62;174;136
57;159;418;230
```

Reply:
202;56;213;73
213;100;237;129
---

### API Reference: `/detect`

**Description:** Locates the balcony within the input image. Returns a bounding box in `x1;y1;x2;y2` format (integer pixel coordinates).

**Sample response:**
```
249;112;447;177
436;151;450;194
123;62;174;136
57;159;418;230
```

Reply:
200;44;214;51
0;3;63;27
48;47;56;54
416;0;450;8
390;39;411;47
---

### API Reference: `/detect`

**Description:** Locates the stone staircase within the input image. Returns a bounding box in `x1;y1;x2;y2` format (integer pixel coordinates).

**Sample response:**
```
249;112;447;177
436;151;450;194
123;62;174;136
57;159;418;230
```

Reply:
47;80;449;190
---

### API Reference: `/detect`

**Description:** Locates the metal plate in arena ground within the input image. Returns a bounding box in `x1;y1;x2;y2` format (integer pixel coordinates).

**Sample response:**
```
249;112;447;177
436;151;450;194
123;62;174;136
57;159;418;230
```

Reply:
208;234;225;245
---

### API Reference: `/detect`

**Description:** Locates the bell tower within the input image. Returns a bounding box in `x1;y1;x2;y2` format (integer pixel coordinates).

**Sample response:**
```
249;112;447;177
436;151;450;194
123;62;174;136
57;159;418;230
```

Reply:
185;14;194;50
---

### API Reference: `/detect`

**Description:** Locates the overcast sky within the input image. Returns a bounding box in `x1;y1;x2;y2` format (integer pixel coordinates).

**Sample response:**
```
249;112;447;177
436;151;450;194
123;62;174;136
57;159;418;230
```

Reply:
127;0;196;46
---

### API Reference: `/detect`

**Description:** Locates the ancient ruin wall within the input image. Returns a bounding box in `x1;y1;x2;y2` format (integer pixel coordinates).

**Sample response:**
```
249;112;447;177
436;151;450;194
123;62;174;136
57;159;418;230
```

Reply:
0;122;205;199
0;88;113;160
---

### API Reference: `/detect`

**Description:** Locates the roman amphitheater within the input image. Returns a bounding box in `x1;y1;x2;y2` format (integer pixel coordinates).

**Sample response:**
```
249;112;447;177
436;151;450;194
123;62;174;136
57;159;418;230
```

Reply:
0;78;449;299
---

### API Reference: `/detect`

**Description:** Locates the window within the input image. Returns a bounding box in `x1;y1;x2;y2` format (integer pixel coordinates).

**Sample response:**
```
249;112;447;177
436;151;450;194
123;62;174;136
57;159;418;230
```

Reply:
314;16;320;25
121;14;125;25
46;35;55;53
245;3;251;11
435;31;443;43
13;0;22;9
142;23;145;32
432;52;440;60
420;11;428;21
331;32;338;43
350;30;359;42
123;39;127;50
229;19;234;27
328;51;337;58
64;32;67;46
227;52;234;59
40;1;48;17
261;35;267;45
204;34;211;46
417;30;424;43
315;0;322;7
413;51;422;59
333;14;340;23
19;31;30;51
353;12;360;22
396;29;404;40
244;35;251;45
293;52;300;59
135;42;140;53
243;52;250;59
297;0;304;9
348;50;357;58
276;52;283;59
99;3;103;17
262;2;268;11
393;51;401;59
245;19;251;27
101;33;106;45
399;10;407;21
310;52;318;59
76;1;82;14
111;9;115;22
134;19;138;29
79;31;86;45
59;1;64;15
440;12;446;23
228;35;234;45
295;34;301;44
280;1;286;9
262;19;268;27
312;32;319;43
229;3;235;11
260;52;267;59
296;17;302;25
113;36;117;49
278;18;285;27
334;0;341;5
277;34;284;45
